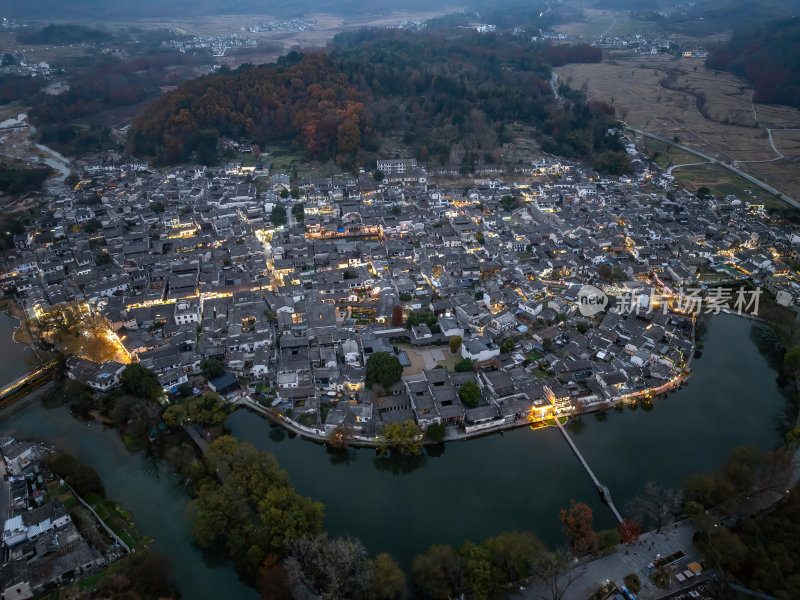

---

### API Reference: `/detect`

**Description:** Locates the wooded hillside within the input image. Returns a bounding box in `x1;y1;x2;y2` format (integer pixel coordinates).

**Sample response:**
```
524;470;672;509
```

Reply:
129;28;629;172
707;17;800;109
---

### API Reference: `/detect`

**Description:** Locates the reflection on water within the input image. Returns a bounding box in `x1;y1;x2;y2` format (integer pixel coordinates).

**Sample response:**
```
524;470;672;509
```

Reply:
327;446;357;466
0;312;32;384
228;315;794;567
1;405;259;600
141;451;166;481
268;425;287;443
372;453;427;476
1;314;793;578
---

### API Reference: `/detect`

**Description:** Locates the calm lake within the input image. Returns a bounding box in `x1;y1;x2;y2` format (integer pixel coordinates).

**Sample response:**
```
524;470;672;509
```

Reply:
0;311;32;385
228;314;793;567
0;313;792;595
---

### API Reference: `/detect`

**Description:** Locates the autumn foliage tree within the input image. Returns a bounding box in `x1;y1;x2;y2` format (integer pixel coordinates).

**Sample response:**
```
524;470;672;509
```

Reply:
559;500;598;556
390;304;403;327
259;554;293;600
617;518;642;545
129;53;365;165
128;30;621;170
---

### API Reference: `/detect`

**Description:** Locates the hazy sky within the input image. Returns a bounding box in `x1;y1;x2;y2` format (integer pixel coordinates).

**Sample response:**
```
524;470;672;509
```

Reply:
4;0;472;21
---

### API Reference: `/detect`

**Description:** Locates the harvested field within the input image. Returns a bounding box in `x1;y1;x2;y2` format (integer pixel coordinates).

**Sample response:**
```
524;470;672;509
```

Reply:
555;9;664;41
672;163;773;202
556;56;800;199
644;138;701;170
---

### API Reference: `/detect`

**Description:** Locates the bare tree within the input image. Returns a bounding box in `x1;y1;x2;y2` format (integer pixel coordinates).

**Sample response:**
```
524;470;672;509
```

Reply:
626;480;683;533
754;447;794;497
534;551;583;600
288;534;372;600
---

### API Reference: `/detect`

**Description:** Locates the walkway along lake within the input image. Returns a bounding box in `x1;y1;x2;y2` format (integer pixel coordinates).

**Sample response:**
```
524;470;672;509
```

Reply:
228;314;794;568
0;314;793;595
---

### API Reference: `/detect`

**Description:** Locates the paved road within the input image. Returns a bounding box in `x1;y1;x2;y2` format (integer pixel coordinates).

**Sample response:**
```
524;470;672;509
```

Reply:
517;522;699;600
627;126;800;210
666;161;707;175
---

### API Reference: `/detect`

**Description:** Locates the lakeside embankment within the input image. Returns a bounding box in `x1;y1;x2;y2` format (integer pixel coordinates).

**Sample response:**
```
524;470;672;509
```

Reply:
241;357;691;449
2;311;793;594
0;297;33;345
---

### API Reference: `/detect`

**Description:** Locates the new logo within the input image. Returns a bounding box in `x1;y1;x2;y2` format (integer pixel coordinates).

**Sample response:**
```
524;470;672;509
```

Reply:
577;285;608;316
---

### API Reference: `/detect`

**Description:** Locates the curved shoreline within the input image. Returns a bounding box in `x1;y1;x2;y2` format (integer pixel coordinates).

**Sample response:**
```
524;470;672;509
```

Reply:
241;314;701;448
239;368;688;450
0;297;34;346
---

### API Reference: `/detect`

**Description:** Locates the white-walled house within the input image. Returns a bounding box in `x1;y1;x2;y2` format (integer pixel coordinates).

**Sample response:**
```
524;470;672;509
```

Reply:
461;339;500;363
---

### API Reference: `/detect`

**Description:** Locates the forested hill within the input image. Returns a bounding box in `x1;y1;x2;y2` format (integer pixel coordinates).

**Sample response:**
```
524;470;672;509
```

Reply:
594;0;800;35
707;18;800;109
128;53;362;165
129;28;630;173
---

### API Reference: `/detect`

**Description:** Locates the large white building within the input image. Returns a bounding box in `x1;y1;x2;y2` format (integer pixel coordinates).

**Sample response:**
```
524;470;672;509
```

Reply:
376;158;417;175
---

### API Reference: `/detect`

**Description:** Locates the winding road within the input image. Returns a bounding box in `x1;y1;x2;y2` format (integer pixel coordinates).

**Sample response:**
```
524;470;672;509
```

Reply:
599;17;617;39
666;161;707;175
628;126;800;210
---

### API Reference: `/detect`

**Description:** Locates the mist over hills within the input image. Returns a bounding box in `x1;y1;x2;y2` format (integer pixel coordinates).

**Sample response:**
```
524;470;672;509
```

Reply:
594;0;800;33
4;0;472;20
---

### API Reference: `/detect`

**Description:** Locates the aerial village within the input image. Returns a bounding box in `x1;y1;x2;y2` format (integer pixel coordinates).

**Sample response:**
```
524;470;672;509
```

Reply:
2;141;799;445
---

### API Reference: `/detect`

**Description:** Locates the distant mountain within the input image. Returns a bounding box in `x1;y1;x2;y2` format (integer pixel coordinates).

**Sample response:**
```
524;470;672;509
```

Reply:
707;17;800;109
593;0;800;34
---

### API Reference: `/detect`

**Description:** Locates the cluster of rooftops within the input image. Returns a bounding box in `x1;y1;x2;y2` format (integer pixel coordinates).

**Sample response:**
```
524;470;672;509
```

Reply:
1;144;798;438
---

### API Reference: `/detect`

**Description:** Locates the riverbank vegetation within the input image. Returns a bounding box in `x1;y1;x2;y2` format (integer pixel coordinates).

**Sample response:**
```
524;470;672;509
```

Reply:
162;391;233;432
182;434;411;600
54;364;191;452
188;436;325;580
39;450;179;599
378;419;423;456
681;442;799;599
411;531;577;600
682;445;795;516
0;161;52;195
39;550;178;600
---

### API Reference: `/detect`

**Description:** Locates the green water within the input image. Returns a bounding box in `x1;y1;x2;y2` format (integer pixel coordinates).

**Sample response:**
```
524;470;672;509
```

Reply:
2;406;259;600
0;311;32;385
0;314;791;594
228;315;792;567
